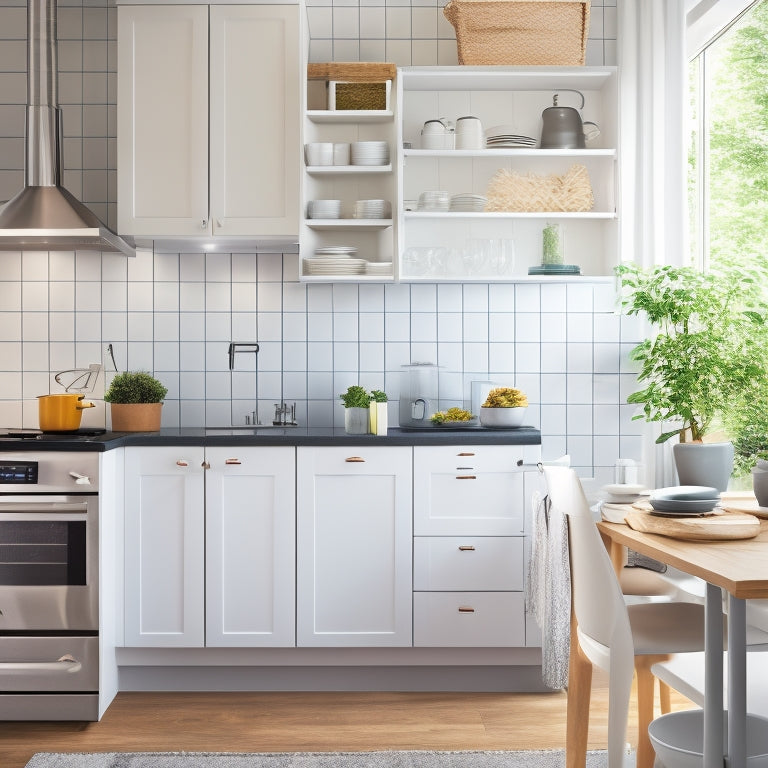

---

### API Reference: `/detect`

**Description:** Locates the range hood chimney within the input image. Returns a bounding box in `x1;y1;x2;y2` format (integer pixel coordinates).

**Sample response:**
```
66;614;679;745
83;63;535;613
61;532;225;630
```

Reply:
0;0;135;256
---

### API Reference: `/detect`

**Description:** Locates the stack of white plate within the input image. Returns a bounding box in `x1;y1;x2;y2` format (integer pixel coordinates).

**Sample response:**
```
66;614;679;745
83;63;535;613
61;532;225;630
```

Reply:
449;193;487;212
353;199;391;219
417;190;450;211
351;141;389;166
485;125;537;149
314;245;357;257
307;199;342;219
303;246;367;275
648;485;720;516
366;261;392;276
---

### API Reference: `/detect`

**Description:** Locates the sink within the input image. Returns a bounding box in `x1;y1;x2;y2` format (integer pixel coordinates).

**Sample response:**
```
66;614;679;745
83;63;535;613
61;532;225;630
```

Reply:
205;424;299;432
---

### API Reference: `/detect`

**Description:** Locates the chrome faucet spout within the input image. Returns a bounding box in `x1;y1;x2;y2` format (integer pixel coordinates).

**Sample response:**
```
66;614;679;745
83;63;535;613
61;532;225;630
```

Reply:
228;341;259;370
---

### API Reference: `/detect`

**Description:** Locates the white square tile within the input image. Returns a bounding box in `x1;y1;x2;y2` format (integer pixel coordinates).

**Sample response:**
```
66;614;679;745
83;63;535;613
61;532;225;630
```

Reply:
463;342;488;372
489;284;515;313
437;312;462;341
307;312;333;342
307;6;333;37
231;254;257;283
308;341;333;372
127;249;153;281
540;343;566;374
180;342;206;372
514;373;540;404
540;312;566;343
360;341;384;372
283;342;307;372
180;282;205;313
154;342;180;372
593;373;621;405
127;313;153;344
567;373;593;404
411;284;437;312
540;373;567;403
283;372;308;400
385;7;411;38
231;312;257;341
49;312;75;342
620;313;647;343
206;282;231;313
463;312;487;343
21;342;48;371
385;312;410;342
542;436;569;463
125;341;153;372
0;372;22;399
75;282;101;312
101;311;127;342
333;6;359;37
127;281;153;311
540;404;567;436
232;282;256;313
593;405;620;435
359;312;384;342
359;284;384;312
567;313;594;343
308;371;334;398
332;284;359;312
257;313;282;343
411;39;437;65
359;39;387;61
567;343;593;373
153;314;179;342
0;282;21;311
566;283;594;312
154;253;179;282
437;283;462;312
620;404;645;436
515;312;540;343
411;6;437;38
333;40;360;60
50;281;75;312
436;342;462;372
0;341;21;370
384;341;411;371
593;312;620;342
410;342;437;364
307;284;333;313
257;254;283;283
594;343;620;373
206;371;232;400
385;284;411;312
257;282;282;312
180;313;205;342
593;282;619;313
21;312;47;342
334;342;359;372
516;343;540;374
488;342;515;374
154;282;179;312
619;343;642;374
516;283;541;312
567;436;594;470
619;435;644;462
463;284;488;312
411;312;437;342
21;252;49;281
205;254;231;283
180;400;205;428
283;283;307;312
333;313;359;343
283;313;307;342
49;252;75;281
567;404;593;435
180;253;205;282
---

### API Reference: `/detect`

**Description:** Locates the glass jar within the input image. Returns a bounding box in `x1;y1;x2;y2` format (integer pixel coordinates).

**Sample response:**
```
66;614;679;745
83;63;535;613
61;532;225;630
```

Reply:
542;222;564;265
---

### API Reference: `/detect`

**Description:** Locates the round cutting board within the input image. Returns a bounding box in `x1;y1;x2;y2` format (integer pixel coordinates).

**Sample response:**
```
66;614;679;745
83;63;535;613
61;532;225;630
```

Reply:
624;508;760;541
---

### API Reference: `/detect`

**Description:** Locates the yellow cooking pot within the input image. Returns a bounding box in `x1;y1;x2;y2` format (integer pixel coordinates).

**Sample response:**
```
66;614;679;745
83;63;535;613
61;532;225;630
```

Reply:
38;393;95;432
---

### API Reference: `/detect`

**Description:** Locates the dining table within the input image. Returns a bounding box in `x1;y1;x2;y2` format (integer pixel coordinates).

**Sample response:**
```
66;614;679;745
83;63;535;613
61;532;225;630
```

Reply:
595;516;768;768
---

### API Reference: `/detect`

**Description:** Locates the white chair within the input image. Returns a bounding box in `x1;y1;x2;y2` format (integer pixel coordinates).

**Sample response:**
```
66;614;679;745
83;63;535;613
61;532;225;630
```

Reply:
544;466;710;768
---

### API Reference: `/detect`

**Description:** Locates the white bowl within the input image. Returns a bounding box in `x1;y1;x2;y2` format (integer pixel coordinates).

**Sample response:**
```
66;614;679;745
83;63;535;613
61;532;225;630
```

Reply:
479;406;526;428
649;710;768;768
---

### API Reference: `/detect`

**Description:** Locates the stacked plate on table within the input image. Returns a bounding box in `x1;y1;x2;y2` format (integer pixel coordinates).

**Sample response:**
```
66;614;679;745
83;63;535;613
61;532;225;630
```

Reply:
485;125;537;149
449;193;487;212
303;245;367;276
351;141;389;166
648;486;720;516
417;190;450;211
599;483;647;523
353;199;391;219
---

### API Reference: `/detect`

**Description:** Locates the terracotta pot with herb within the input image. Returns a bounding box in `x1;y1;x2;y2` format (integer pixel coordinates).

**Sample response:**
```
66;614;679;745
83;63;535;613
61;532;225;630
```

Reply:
104;371;168;432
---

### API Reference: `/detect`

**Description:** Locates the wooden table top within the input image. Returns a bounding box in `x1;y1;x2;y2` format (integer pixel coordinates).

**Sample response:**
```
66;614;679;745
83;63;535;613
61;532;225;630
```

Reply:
597;519;768;600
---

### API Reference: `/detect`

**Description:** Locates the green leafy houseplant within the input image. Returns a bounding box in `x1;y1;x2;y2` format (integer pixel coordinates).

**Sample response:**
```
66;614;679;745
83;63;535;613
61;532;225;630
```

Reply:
616;263;768;445
104;371;168;403
370;390;388;403
339;385;371;409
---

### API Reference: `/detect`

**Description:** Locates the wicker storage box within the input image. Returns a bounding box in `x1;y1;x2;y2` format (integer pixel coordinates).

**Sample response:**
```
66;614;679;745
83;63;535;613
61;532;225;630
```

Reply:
443;0;590;66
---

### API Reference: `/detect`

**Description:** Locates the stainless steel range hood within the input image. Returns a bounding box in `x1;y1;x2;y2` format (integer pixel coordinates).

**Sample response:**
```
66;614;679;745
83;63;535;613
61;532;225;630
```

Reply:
0;0;135;256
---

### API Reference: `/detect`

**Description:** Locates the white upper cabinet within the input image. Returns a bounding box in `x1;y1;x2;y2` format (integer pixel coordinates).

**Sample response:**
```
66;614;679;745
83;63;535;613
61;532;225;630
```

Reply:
118;4;300;243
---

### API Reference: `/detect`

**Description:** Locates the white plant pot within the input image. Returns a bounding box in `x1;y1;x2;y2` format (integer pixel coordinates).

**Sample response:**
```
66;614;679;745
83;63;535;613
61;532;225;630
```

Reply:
344;407;370;434
479;406;526;428
369;402;388;436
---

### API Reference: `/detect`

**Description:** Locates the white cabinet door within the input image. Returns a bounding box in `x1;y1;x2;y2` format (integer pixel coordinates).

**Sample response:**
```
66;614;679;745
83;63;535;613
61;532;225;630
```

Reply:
413;445;527;535
205;446;296;647
117;5;209;237
209;5;300;239
296;446;413;647
124;446;205;647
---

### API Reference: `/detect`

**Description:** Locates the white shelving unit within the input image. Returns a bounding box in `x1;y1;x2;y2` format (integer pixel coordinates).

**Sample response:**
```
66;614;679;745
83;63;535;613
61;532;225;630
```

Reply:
397;66;619;282
300;67;399;282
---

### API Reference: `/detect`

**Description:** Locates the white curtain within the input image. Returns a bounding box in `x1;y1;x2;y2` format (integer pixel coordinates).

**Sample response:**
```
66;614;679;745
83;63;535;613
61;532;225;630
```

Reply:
618;0;688;269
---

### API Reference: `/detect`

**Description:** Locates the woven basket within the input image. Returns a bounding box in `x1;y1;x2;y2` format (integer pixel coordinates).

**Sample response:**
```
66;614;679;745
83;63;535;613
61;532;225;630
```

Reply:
443;0;590;66
485;164;594;212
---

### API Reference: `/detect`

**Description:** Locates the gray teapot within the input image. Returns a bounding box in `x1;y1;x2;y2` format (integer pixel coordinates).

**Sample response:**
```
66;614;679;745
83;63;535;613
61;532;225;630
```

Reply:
540;90;600;149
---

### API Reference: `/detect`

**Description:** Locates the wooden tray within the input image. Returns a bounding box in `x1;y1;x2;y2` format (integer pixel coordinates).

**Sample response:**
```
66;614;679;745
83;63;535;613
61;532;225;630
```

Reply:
307;63;397;82
719;492;768;519
624;508;760;541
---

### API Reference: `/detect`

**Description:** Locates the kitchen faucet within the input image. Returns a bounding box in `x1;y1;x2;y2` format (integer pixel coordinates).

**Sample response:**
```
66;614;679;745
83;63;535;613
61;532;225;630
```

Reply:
228;342;261;425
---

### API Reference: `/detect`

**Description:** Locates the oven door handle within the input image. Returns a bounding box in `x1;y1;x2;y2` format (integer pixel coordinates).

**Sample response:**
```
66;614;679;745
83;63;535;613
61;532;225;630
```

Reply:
0;502;88;519
0;655;82;675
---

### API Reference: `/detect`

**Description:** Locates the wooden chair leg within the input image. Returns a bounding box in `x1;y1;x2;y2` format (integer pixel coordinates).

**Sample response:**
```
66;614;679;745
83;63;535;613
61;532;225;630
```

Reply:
567;615;593;768
634;654;673;768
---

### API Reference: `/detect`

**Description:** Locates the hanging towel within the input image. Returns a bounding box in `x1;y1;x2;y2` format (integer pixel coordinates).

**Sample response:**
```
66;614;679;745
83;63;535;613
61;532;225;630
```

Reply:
526;490;571;689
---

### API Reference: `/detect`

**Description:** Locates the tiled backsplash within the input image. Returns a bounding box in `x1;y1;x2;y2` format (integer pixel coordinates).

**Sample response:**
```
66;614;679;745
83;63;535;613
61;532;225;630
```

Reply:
0;0;639;484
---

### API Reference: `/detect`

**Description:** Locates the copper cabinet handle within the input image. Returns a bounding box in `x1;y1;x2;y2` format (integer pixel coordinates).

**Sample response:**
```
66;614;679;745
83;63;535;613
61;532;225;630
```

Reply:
225;458;242;465
458;606;475;613
201;461;210;469
345;456;365;463
176;460;189;467
458;545;476;551
455;475;476;480
457;452;475;457
456;466;474;470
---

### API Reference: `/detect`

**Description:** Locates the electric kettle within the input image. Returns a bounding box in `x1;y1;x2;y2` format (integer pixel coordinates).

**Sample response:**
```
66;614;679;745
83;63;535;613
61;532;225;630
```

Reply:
540;90;600;149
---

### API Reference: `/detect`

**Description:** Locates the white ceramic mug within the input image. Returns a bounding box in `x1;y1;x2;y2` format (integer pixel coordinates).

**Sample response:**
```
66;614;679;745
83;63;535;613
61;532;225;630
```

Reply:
333;142;351;165
305;142;333;166
454;116;484;150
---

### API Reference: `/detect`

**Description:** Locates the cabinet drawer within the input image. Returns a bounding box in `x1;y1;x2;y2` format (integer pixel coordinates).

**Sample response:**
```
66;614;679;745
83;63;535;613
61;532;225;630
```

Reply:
414;446;527;535
413;592;525;647
413;537;523;591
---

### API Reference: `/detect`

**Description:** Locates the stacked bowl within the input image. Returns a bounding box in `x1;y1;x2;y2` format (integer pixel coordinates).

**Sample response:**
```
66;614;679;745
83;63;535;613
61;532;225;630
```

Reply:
307;199;342;219
351;141;389;166
353;199;391;219
417;191;450;211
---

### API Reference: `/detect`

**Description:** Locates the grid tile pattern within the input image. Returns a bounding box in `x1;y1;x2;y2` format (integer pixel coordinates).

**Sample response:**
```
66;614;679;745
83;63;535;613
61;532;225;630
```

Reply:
0;0;638;483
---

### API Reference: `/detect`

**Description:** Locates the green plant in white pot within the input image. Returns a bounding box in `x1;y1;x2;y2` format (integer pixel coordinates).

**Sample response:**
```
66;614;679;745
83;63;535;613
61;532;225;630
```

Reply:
340;385;370;435
369;389;388;436
104;371;168;432
616;262;768;490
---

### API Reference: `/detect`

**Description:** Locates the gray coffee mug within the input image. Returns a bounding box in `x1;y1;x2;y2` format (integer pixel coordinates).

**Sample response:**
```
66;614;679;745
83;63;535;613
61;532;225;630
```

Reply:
752;467;768;507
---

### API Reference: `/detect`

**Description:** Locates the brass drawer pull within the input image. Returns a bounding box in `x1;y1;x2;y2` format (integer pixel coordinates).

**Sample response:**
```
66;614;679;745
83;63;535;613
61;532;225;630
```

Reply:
457;452;475;457
176;459;189;467
225;458;242;465
458;606;475;613
458;545;476;551
345;456;365;463
455;475;476;480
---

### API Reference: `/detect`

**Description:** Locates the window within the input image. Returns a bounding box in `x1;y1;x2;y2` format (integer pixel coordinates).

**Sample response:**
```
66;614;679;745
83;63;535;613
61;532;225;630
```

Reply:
688;1;768;273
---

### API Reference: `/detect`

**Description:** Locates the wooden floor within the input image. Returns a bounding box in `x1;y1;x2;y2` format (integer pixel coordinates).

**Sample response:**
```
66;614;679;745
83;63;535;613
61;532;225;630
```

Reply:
0;675;694;768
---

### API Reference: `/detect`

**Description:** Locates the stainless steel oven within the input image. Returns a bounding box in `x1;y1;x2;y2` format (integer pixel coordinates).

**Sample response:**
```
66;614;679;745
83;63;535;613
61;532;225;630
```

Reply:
0;451;100;720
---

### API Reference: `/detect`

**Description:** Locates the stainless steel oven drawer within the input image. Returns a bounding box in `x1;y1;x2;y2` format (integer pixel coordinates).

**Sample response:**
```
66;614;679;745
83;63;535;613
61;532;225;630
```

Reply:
0;635;98;691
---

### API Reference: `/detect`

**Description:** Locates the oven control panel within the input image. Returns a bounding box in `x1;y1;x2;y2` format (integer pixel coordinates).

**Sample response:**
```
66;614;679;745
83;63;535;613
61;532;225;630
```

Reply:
0;461;38;484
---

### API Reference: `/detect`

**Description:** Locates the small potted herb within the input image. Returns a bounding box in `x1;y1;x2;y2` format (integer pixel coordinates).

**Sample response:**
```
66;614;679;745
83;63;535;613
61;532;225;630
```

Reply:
369;389;388;436
339;385;370;434
104;371;168;432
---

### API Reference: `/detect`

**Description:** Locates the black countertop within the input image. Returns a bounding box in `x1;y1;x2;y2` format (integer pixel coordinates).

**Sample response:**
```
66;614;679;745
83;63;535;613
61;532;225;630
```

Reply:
0;426;541;451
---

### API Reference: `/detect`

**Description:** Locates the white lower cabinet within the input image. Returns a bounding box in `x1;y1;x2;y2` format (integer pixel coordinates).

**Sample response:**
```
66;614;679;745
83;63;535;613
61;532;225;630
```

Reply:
412;445;532;648
296;446;413;646
123;446;295;648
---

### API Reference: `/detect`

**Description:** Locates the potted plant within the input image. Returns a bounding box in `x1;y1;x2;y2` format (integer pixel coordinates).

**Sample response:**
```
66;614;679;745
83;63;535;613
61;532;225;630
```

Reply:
104;371;168;432
479;387;529;428
616;262;768;489
369;389;388;436
339;385;370;435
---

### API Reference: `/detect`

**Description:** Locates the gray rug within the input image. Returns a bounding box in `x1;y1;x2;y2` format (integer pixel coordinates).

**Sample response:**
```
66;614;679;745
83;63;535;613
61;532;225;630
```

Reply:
25;751;610;768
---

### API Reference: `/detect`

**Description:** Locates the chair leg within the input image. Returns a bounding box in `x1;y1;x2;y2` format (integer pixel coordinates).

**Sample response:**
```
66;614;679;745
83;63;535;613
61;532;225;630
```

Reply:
635;654;673;768
567;616;593;768
659;681;672;714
